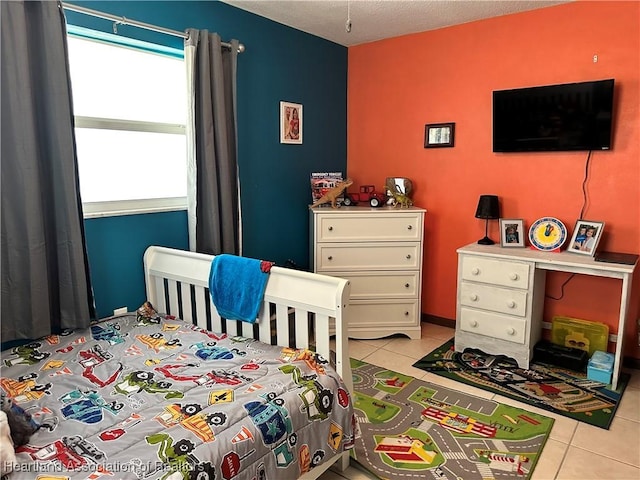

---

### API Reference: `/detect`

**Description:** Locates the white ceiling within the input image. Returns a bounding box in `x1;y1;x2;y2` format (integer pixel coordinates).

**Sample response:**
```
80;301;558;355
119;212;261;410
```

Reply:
220;0;571;47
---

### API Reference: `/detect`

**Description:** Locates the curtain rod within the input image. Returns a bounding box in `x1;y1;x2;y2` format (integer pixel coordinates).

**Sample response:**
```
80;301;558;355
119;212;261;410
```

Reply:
60;2;245;53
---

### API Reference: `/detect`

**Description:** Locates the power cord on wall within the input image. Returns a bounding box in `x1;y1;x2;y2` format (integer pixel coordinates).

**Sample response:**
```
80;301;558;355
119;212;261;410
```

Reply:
545;273;576;300
578;150;593;221
545;150;592;301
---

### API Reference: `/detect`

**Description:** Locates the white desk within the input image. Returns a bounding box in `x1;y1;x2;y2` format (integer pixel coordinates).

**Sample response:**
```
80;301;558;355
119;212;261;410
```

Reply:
455;243;637;389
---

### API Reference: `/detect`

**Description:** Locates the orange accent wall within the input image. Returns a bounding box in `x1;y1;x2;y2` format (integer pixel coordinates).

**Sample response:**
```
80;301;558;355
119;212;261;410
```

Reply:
347;2;640;358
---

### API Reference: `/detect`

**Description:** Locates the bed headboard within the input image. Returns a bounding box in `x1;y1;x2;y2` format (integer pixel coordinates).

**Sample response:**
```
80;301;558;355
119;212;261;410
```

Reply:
143;246;352;391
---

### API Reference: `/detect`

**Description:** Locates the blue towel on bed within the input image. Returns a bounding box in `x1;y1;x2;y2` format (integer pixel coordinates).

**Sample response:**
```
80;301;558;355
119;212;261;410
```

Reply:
209;254;270;323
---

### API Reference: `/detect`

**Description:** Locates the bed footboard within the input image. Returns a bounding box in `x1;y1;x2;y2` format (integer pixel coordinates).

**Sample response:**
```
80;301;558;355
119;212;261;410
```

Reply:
143;246;353;394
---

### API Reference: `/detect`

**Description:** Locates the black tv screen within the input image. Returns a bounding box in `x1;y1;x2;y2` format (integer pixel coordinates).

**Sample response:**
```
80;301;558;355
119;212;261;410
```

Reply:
493;79;614;152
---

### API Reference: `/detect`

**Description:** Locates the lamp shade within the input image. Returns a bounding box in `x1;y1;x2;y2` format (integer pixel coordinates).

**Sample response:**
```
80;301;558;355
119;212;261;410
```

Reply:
475;195;500;220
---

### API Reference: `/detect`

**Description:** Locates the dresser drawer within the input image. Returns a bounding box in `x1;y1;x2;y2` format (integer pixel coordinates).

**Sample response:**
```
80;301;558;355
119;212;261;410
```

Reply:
459;307;526;344
323;271;419;299
349;300;419;327
459;281;527;317
316;213;422;242
316;243;421;271
460;256;530;289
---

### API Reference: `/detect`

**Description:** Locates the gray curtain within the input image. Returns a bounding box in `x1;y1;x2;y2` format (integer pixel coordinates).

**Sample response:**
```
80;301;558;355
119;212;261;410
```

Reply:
185;29;240;255
1;0;94;342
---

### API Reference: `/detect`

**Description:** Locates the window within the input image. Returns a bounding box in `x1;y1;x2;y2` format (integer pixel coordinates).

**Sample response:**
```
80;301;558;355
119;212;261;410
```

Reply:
66;31;187;217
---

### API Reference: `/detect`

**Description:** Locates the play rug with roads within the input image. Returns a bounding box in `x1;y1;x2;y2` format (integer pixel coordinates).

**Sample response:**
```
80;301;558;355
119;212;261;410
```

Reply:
412;338;630;430
350;358;554;480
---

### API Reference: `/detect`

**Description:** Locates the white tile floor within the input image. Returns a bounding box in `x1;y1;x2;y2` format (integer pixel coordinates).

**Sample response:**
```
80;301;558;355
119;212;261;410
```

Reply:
320;323;640;480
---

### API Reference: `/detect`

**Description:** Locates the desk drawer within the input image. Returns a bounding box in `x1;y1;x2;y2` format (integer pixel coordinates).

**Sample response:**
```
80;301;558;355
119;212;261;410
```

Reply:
459;281;528;317
316;243;421;271
461;256;530;289
323;271;418;299
459;308;526;344
316;213;422;242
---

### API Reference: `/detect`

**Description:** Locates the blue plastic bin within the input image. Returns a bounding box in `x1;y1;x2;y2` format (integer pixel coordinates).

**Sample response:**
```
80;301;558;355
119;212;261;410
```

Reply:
587;351;614;384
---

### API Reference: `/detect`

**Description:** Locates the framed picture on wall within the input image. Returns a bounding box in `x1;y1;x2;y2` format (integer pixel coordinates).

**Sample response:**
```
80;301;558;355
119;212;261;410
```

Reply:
424;122;455;148
280;101;302;144
568;220;605;256
499;218;525;247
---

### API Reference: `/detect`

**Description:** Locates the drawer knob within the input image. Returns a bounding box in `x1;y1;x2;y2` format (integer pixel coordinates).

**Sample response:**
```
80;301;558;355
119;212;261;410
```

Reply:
405;283;410;288
471;267;480;275
406;254;411;260
470;294;479;302
510;273;519;281
327;256;333;260
470;320;478;328
404;311;410;316
507;327;516;335
407;225;413;230
328;226;333;231
507;300;516;309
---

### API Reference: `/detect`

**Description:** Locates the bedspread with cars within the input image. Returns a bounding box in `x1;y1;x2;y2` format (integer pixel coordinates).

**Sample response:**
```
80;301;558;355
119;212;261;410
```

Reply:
0;307;354;480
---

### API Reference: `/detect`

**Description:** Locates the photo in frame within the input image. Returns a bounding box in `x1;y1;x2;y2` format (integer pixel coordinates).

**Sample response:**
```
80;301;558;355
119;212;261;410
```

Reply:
568;220;605;256
499;218;525;247
424;122;455;148
280;101;302;144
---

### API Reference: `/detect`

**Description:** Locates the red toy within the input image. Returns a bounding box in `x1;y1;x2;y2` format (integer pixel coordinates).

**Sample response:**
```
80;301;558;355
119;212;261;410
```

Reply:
343;185;387;207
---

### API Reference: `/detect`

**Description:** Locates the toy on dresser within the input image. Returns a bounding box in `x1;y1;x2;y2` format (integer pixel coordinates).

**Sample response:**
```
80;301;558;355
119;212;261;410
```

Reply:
387;188;413;208
342;184;387;207
385;177;414;208
309;178;353;208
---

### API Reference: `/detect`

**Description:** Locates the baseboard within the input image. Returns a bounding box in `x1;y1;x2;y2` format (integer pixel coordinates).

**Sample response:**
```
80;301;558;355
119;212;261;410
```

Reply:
421;313;455;328
624;357;640;370
420;314;639;370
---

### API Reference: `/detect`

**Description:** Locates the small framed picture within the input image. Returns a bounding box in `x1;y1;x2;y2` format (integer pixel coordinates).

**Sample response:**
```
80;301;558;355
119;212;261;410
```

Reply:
280;101;302;144
499;219;525;247
568;220;605;256
424;122;455;148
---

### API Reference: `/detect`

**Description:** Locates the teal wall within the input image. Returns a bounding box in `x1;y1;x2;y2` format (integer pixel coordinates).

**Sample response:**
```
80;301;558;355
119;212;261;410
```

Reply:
66;1;348;318
84;211;189;317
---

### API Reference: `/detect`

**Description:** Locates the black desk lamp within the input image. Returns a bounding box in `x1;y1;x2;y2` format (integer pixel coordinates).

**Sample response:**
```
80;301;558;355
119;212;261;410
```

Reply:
475;195;500;245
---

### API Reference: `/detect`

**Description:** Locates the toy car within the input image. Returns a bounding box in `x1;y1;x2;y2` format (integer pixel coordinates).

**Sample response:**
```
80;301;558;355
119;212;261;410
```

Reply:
343;185;386;207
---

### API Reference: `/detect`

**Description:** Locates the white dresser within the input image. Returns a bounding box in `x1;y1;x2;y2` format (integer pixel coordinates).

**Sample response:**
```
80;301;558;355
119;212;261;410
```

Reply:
310;206;426;339
455;243;546;368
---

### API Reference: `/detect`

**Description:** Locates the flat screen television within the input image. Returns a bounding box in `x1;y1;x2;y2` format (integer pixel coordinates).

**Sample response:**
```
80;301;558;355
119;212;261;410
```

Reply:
492;79;614;152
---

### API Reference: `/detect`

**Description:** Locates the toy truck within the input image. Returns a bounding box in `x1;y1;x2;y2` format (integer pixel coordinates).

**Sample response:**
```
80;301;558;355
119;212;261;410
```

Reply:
342;185;387;207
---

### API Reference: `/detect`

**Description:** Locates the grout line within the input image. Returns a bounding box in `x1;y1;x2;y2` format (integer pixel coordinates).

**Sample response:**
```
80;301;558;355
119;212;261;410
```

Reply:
567;413;579;440
569;415;640;471
565;444;640;471
554;441;571;480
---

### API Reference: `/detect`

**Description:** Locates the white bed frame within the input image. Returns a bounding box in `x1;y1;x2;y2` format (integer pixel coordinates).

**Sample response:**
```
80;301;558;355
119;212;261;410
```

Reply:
143;246;353;477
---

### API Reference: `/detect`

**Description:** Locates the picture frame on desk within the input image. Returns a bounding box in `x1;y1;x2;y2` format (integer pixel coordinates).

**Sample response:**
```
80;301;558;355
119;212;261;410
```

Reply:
499;218;525;247
568;220;605;256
